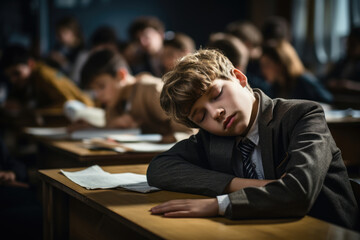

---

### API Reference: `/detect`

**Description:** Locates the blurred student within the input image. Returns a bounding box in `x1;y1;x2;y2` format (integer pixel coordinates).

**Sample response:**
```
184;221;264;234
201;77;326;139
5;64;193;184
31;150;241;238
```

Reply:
207;33;270;95
260;40;333;103
1;44;93;114
0;138;42;239
225;21;263;77
79;49;190;137
162;32;195;73
261;16;291;43
70;25;119;85
48;16;84;76
324;27;360;93
127;16;165;77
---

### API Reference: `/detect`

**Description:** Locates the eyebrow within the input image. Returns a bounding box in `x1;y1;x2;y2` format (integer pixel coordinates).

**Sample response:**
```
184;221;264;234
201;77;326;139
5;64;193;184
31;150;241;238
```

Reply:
189;85;216;121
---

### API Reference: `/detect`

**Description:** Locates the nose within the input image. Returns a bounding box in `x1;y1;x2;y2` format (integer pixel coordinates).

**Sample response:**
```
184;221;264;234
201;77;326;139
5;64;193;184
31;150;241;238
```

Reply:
211;107;225;121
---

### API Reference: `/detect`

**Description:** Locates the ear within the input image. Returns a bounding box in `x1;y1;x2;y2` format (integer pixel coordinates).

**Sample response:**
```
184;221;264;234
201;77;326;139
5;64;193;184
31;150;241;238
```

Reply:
232;68;248;87
116;68;128;82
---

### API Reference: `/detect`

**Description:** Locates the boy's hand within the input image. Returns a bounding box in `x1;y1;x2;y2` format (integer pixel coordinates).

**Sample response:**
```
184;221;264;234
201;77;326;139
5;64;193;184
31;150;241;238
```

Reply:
150;198;218;217
107;114;138;128
67;120;92;133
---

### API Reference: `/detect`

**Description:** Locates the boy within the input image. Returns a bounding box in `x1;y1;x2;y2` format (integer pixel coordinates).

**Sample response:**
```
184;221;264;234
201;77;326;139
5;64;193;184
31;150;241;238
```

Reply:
80;48;190;137
1;45;93;112
127;16;165;77
146;50;358;230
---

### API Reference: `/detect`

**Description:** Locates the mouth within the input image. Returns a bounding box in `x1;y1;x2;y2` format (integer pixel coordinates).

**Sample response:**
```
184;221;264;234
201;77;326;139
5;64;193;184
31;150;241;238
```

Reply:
223;113;236;130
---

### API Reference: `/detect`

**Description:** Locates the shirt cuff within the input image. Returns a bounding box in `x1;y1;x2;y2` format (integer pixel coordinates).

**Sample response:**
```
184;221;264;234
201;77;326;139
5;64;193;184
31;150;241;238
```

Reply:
216;194;230;215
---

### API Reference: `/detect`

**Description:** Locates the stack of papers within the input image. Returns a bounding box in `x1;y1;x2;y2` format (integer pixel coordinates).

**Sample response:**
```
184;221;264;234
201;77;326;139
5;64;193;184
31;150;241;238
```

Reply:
71;128;140;140
61;165;160;193
324;108;360;121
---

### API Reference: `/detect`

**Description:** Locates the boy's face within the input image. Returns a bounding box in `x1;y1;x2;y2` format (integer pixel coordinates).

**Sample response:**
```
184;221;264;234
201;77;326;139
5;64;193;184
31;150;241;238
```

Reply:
188;70;256;137
4;63;32;88
136;27;163;55
89;73;121;106
57;27;76;47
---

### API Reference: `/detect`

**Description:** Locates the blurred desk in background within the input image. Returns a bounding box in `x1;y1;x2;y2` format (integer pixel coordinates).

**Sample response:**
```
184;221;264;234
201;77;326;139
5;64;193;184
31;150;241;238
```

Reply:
325;109;360;172
36;139;159;169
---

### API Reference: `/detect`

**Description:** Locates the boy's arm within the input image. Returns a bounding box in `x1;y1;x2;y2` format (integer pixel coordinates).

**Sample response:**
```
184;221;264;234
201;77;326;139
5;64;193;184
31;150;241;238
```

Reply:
147;131;276;197
147;132;235;197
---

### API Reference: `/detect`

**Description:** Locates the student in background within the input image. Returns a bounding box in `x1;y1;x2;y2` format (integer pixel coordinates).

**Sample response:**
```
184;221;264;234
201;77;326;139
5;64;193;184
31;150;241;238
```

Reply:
79;48;190;138
225;21;263;77
1;44;93;115
324;26;360;93
261;16;291;43
70;25;120;85
48;16;84;77
146;49;358;230
161;32;195;74
207;33;270;95
260;40;333;103
127;16;165;77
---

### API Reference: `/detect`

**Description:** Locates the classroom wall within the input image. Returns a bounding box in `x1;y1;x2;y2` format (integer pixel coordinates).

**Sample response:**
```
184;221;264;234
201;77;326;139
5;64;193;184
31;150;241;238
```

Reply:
48;0;251;49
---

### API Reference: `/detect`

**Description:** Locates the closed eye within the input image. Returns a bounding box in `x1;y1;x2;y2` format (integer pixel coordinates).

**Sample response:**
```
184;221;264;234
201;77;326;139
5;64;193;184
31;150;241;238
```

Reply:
199;112;206;122
213;87;223;101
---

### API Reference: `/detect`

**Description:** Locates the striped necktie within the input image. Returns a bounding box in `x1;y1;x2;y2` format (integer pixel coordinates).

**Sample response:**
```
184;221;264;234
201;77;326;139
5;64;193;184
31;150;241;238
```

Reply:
238;138;258;179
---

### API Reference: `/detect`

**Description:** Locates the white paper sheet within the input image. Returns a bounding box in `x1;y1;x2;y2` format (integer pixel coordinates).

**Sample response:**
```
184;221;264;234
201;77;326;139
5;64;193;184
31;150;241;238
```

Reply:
118;142;176;152
60;165;160;193
108;134;162;142
24;127;68;139
71;128;141;140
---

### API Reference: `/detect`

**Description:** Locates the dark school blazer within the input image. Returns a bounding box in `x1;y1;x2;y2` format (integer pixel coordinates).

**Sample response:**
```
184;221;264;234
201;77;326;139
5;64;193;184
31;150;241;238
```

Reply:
147;89;358;230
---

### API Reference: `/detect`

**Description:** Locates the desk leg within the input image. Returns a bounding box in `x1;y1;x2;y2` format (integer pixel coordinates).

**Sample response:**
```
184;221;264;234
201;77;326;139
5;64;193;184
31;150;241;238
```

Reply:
43;181;69;240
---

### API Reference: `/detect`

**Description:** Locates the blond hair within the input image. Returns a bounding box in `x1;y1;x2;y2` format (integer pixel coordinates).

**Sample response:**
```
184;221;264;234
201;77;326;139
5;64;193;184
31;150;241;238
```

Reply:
160;49;251;128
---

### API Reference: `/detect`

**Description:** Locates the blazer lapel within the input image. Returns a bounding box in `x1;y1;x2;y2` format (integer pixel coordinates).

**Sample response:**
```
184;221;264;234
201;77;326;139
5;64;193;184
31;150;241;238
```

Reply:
209;134;236;175
256;90;276;179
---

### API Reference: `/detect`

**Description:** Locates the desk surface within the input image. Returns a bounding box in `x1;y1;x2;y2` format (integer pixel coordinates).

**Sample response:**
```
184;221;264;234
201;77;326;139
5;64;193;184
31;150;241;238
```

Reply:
39;165;360;240
37;140;158;168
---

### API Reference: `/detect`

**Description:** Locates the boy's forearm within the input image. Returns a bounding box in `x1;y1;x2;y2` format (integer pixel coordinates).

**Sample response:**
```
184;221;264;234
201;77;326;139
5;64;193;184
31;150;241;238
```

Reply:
224;177;276;193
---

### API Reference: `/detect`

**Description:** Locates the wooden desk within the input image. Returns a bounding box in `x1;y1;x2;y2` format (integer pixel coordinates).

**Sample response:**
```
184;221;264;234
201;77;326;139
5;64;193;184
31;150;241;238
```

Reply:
327;118;360;168
37;140;158;169
39;165;360;240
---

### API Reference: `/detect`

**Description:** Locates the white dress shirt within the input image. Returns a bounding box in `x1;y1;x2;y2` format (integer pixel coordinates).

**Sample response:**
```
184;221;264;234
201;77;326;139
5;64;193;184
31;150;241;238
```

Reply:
217;94;264;215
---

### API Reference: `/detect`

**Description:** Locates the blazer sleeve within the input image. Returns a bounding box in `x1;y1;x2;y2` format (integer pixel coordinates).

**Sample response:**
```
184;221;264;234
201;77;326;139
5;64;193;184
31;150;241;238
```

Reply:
147;131;235;197
226;103;334;219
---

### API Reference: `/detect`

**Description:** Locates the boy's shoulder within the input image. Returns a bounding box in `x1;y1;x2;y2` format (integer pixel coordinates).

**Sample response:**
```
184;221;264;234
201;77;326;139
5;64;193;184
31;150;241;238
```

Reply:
135;72;163;90
256;89;324;119
33;61;70;83
272;97;323;115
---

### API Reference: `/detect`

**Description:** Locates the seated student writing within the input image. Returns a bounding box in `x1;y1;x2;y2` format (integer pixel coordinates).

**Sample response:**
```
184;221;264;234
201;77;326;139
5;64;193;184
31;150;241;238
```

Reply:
146;50;358;230
1;44;93;114
79;48;190;138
